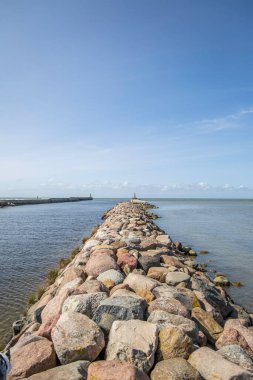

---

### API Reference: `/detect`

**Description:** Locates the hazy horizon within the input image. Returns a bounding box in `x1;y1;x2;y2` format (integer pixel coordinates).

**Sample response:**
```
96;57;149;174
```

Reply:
1;1;253;198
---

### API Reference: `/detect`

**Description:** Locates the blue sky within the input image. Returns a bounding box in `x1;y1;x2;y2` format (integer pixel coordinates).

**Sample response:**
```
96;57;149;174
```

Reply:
0;0;253;198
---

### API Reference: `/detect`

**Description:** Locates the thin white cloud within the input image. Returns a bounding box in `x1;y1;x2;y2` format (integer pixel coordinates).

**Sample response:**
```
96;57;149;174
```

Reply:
196;107;253;132
174;107;253;133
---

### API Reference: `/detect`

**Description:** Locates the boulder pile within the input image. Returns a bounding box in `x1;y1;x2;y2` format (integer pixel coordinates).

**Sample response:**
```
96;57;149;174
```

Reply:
5;202;253;379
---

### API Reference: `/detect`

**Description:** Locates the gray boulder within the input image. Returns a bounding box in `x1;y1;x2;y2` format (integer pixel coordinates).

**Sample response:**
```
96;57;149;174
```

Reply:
93;296;147;333
26;361;90;380
62;292;108;318
218;345;253;372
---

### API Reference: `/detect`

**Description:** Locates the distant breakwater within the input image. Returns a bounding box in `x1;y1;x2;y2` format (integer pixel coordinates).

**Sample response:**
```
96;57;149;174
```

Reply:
4;201;253;379
0;196;93;208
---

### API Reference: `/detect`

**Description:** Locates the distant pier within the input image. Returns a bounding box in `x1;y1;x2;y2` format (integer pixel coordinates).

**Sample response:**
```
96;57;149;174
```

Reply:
0;196;93;208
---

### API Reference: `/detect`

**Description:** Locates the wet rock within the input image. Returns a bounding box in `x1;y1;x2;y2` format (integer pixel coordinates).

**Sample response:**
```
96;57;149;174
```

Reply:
8;337;57;380
62;292;108;318
214;275;230;286
216;319;253;359
174;241;182;251
148;310;198;342
97;269;125;285
93;296;147;333
150;358;201;380
85;251;118;277
192;307;223;344
148;297;190;318
218;344;253;372
165;272;190;286
188;249;197;256
87;360;149;380
188;346;253;379
52;311;105;364
157;324;194;360
106;319;158;373
123;273;160;293
26;360;90;380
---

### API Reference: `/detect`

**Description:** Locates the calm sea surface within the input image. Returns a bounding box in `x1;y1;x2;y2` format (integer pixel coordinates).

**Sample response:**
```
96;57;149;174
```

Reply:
0;198;252;347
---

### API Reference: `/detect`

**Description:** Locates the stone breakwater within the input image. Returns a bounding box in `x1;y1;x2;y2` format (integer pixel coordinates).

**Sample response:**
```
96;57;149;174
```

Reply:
4;201;253;379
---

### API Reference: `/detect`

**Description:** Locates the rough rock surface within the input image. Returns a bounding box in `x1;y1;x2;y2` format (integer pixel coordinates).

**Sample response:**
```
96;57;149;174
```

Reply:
8;337;57;380
52;311;105;364
165;272;190;286
188;347;253;379
218;344;253;372
148;297;190;318
216;318;253;359
157;324;194;360
106;320;158;373
85;251;118;277
26;361;90;380
148;310;198;342
97;269;125;285
150;358;201;380
192;306;223;344
87;360;149;380
93;296;146;332
62;292;107;317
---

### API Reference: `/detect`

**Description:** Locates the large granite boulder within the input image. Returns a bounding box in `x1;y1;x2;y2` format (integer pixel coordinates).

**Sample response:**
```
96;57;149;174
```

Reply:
157;325;194;360
8;337;57;380
218;344;253;372
97;269;125;285
77;279;108;294
150;358;201;380
148;297;190;318
148;310;198;342
87;360;149;380
93;296;147;333
62;292;108;318
152;285;194;312
147;267;169;282
216;318;253;359
138;252;160;272
117;253;137;271
85;251;118;277
51;311;105;364
191;273;232;317
165;272;190;286
188;347;253;379
192;307;223;344
123;273;160;293
38;279;81;339
106;320;158;373
26;361;90;380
